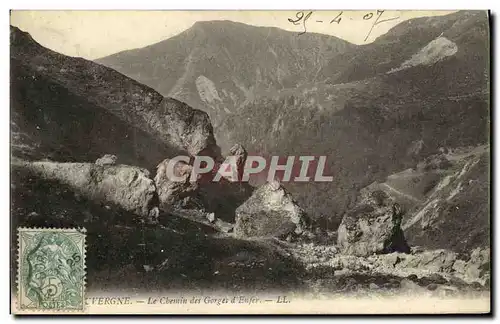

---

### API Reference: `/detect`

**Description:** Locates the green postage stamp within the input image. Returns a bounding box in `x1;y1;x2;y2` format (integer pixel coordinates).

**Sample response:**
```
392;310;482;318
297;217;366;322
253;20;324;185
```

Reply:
17;228;86;311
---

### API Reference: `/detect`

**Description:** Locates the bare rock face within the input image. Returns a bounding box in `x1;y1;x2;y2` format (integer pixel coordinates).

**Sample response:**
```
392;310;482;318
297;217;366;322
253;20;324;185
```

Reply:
228;143;247;180
337;189;410;257
234;180;308;239
17;160;157;219
461;247;490;283
155;158;199;210
95;154;117;166
159;98;220;158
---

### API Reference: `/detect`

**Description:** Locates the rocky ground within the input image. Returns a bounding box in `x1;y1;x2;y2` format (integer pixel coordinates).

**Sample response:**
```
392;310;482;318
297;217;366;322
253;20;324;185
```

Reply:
11;152;490;298
10;23;490;300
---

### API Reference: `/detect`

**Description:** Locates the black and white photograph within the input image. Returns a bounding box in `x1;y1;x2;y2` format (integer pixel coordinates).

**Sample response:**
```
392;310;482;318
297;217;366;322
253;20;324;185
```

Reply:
9;10;491;314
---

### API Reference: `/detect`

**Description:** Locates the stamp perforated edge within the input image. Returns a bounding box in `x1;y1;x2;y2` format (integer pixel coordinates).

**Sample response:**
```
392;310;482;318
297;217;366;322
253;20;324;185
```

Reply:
15;227;87;314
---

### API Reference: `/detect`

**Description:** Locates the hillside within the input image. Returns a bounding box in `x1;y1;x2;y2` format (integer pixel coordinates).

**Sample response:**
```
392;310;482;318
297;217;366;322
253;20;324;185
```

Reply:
9;17;491;300
95;12;489;228
96;20;355;135
10;162;303;293
320;11;489;89
360;145;490;253
10;25;301;293
222;10;490;225
11;26;220;170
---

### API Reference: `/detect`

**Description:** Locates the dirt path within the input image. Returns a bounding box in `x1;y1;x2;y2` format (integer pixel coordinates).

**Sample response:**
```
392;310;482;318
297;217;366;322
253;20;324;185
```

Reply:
381;183;422;203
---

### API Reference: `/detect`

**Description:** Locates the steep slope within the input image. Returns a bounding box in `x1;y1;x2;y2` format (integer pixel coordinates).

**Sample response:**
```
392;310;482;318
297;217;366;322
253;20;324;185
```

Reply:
357;145;489;253
320;10;489;90
94;11;489;228
223;10;489;225
96;20;355;134
402;147;490;253
10;25;302;292
11;26;220;170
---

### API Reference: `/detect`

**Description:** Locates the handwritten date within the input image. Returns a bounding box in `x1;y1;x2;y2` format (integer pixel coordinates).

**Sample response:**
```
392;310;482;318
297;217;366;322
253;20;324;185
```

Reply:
288;10;400;41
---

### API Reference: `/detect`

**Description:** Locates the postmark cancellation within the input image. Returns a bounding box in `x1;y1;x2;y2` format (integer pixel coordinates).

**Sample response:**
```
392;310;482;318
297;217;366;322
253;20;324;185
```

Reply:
16;227;86;312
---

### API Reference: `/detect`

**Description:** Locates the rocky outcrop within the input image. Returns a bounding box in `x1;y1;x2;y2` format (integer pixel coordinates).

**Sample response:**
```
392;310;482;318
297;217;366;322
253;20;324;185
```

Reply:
154;158;199;211
228;143;247;180
159;98;220;157
451;247;490;284
234;180;308;239
14;159;157;219
95;154;117;166
11;26;220;163
337;189;410;257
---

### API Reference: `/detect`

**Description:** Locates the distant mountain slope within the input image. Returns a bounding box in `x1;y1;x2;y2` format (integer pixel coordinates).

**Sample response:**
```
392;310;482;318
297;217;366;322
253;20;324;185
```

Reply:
320;11;489;88
95;11;489;227
222;11;489;224
96;20;355;131
11;26;220;170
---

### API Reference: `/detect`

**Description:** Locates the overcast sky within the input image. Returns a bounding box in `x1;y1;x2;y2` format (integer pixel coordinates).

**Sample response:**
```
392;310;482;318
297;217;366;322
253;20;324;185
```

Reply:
10;10;456;60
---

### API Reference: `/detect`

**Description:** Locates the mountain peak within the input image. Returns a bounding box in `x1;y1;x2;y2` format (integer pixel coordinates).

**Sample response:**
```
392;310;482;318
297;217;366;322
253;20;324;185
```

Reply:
192;19;249;28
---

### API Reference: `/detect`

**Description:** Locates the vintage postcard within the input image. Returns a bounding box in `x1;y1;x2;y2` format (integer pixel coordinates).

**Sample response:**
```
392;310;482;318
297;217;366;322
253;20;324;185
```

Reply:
10;10;490;315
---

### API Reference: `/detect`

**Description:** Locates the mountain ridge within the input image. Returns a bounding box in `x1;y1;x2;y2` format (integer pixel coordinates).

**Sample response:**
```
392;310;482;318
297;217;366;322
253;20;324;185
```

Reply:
11;25;221;170
96;19;356;135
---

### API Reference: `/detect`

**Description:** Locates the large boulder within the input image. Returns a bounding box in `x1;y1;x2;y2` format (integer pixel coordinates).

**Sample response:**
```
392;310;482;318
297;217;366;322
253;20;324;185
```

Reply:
160;97;221;158
154;158;199;210
16;159;158;219
337;189;410;256
234;180;308;239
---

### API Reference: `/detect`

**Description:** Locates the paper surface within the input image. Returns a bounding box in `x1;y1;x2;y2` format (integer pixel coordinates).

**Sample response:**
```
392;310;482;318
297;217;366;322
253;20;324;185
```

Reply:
10;10;490;315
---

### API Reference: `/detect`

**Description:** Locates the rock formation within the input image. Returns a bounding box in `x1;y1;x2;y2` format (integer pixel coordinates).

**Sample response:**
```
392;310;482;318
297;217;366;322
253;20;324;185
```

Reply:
234;180;308;239
15;159;158;219
154;158;199;211
95;154;117;166
228;143;247;181
337;189;410;257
